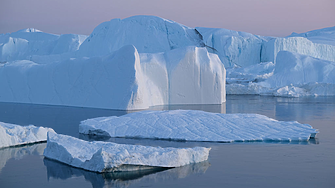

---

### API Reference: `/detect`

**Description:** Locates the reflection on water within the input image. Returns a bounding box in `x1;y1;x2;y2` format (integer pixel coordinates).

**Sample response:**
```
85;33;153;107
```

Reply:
44;158;210;188
149;103;226;114
0;143;46;172
0;96;334;188
0;102;127;138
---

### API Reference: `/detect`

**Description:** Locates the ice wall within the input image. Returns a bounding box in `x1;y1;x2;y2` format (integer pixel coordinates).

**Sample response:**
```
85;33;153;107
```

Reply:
0;45;161;110
0;45;225;110
141;46;226;105
196;27;266;67
261;37;335;64
263;51;335;90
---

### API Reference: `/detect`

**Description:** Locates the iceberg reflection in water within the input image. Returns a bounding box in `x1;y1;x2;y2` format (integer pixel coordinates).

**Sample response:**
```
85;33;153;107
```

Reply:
44;158;210;188
0;143;46;172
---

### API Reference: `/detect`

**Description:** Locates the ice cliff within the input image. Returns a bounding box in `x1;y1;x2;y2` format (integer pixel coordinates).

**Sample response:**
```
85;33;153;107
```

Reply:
0;45;225;110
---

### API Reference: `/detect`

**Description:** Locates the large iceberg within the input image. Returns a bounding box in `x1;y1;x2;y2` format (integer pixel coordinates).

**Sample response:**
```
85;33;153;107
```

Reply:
0;121;55;148
0;45;225;110
0;28;87;62
1;15;335;102
79;110;318;142
43;132;211;173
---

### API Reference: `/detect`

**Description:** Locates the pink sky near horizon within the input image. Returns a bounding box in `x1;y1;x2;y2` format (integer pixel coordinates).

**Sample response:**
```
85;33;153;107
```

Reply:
0;0;334;37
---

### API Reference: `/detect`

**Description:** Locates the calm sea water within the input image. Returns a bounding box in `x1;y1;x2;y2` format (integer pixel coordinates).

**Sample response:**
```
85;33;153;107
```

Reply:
0;95;334;188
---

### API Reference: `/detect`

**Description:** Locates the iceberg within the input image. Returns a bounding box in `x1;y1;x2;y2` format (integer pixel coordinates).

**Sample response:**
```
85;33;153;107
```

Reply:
43;132;211;173
227;51;335;97
196;27;266;67
261;37;335;64
79;110;318;142
0;45;225;110
0;28;87;62
1;15;334;99
0;121;55;148
78;15;203;57
262;51;335;96
265;51;335;88
288;26;335;46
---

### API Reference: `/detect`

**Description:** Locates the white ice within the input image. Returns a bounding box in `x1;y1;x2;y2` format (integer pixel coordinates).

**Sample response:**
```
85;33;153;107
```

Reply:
43;132;211;173
288;26;335;46
1;15;335;104
79;110;318;142
0;28;87;62
0;121;55;148
227;51;335;97
0;45;225;110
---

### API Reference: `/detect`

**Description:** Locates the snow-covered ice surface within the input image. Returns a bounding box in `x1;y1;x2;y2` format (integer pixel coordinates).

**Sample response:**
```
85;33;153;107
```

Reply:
43;132;210;173
44;158;209;188
0;121;55;148
80;110;318;142
0;45;225;110
78;15;203;56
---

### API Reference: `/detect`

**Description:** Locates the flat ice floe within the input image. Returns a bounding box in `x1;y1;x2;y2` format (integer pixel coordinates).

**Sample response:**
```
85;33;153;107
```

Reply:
80;110;318;142
0;121;55;148
43;132;210;173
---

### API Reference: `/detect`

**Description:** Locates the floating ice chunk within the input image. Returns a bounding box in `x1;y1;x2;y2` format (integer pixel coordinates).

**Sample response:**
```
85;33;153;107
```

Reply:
43;132;210;173
226;62;275;84
79;110;318;142
273;85;308;97
0;121;55;148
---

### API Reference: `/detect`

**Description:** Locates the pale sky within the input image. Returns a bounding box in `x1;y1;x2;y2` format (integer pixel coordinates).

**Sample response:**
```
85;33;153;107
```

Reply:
0;0;334;37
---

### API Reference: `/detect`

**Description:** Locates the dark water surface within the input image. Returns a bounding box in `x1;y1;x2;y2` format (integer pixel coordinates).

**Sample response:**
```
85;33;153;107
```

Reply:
0;95;334;188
